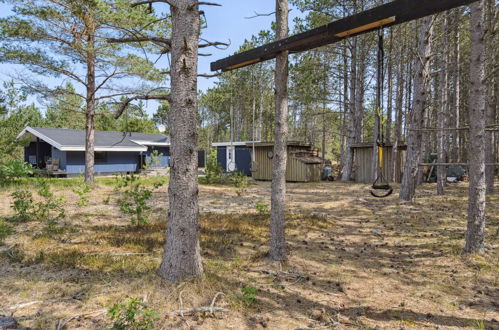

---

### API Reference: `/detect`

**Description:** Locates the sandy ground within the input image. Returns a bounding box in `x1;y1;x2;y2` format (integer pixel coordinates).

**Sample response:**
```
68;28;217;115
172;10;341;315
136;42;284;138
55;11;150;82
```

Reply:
0;179;498;329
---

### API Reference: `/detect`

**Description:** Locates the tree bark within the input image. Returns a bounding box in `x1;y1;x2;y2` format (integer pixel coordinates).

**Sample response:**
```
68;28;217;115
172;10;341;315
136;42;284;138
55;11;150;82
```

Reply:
400;17;433;201
339;42;349;178
484;0;496;194
464;0;487;254
270;0;289;261
159;0;203;281
386;30;393;144
437;14;450;195
341;38;357;181
84;15;96;185
392;27;405;183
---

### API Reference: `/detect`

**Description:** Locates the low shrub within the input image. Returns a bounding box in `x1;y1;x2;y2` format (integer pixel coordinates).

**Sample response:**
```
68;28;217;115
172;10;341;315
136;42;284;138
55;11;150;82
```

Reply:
204;150;224;184
10;190;35;222
108;298;159;330
254;201;269;215
239;285;257;306
115;174;159;226
35;178;65;223
0;159;33;185
0;218;12;243
73;181;92;207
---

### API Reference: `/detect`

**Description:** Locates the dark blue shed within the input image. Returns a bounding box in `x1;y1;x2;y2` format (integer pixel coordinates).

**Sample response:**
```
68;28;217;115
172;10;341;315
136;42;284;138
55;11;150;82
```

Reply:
212;142;257;177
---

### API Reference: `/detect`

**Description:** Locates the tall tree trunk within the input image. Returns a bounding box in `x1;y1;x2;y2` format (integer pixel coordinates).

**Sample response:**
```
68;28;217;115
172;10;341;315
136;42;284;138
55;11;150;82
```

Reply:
484;0;496;194
270;0;289;261
386;30;393;144
450;9;461;163
464;0;486;254
84;16;96;185
339;42;349;177
400;17;433;201
437;14;450;195
341;38;357;181
392;28;405;182
456;25;463;163
159;0;203;281
257;67;264;141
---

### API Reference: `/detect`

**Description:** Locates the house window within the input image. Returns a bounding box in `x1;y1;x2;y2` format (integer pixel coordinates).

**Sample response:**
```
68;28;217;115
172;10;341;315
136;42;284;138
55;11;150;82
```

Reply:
95;152;107;163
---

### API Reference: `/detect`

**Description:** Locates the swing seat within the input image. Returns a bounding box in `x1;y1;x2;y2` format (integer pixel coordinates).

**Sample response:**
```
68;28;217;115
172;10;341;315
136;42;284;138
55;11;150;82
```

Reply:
370;175;393;198
370;184;393;198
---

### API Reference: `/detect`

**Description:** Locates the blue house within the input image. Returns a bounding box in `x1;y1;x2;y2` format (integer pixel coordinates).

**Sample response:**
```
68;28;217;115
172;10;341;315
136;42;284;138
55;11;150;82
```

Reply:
18;126;170;176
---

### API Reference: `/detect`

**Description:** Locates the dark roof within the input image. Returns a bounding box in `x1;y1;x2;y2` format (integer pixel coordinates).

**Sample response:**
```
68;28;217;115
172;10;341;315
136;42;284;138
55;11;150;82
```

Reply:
19;127;169;152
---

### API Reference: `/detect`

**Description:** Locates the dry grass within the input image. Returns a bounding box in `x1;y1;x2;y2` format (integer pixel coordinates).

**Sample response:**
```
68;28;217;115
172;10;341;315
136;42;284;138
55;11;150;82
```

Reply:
0;178;498;329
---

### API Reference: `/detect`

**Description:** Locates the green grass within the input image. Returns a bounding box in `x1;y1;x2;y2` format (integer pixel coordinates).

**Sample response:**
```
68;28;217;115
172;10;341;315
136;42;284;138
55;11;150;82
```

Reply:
0;174;169;189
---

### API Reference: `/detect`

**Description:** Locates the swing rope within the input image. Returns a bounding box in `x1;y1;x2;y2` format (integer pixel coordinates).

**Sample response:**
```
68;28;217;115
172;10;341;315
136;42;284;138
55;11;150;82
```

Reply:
370;28;393;198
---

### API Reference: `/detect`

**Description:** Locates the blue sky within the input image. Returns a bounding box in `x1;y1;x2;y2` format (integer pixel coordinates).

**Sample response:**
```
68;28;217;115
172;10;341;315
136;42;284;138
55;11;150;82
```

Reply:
0;1;302;116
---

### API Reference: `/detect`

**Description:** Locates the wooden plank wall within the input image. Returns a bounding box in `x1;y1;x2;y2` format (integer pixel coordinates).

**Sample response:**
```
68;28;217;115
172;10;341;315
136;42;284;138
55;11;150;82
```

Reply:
252;146;321;182
353;146;406;183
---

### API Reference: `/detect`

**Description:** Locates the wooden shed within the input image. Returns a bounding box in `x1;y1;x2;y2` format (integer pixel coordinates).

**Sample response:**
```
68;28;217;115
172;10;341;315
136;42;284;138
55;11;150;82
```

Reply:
352;143;406;183
250;142;323;182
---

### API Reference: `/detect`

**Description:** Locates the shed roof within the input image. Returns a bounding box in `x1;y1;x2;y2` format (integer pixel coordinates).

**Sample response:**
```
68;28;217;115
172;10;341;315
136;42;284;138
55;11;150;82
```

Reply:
245;141;312;148
351;143;407;149
212;141;260;147
17;126;170;152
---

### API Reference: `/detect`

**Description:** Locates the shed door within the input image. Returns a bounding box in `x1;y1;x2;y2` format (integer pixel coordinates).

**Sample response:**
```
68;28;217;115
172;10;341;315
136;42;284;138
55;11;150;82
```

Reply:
227;146;236;172
217;146;227;171
235;147;252;176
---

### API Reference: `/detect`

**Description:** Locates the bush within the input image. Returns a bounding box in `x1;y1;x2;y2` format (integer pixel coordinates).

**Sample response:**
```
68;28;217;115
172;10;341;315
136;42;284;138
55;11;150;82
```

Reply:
230;171;248;196
10;190;35;222
0;218;12;243
0;160;33;184
144;149;164;169
204;150;223;184
239;285;257;306
255;201;269;215
73;181;92;207
34;178;65;226
116;175;154;226
108;298;158;330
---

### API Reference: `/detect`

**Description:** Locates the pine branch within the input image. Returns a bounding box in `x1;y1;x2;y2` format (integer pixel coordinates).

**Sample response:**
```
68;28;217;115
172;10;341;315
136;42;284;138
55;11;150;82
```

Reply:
115;94;171;119
131;0;175;8
197;2;221;7
198;73;221;78
107;37;171;47
198;41;229;49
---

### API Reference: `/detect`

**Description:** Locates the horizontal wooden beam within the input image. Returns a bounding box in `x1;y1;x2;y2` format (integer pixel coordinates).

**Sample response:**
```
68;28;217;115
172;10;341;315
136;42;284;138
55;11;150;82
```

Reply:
211;0;478;72
411;125;499;131
335;16;396;37
419;163;499;166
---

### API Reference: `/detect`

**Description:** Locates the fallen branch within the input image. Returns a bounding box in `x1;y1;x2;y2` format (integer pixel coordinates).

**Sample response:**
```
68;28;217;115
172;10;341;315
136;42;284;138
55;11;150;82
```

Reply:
87;252;151;256
172;291;228;316
56;309;107;330
9;301;43;310
172;307;229;315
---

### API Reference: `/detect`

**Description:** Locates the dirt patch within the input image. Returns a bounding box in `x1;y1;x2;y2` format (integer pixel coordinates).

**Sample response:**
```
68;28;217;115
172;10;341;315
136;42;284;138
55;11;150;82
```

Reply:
0;179;498;329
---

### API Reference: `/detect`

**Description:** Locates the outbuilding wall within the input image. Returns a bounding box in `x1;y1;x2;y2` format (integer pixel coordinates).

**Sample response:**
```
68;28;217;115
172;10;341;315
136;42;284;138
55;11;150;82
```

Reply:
352;145;406;183
252;145;321;182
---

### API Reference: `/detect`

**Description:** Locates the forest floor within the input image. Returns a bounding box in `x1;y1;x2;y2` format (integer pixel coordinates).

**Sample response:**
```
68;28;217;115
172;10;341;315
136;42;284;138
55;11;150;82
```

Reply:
0;177;498;329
